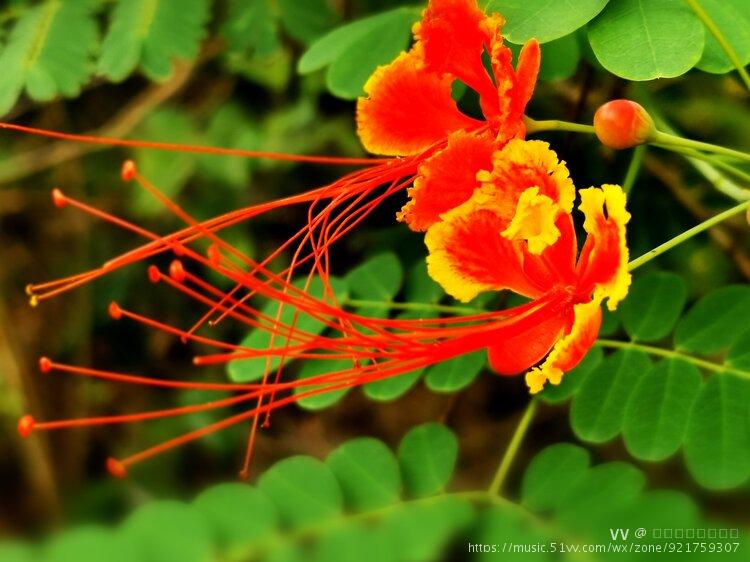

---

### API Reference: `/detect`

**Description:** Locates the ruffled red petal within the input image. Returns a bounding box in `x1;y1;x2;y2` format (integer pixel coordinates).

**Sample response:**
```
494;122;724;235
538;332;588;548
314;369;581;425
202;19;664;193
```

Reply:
398;130;494;231
523;213;578;290
417;0;500;119
488;303;570;375
425;191;551;302
356;50;481;156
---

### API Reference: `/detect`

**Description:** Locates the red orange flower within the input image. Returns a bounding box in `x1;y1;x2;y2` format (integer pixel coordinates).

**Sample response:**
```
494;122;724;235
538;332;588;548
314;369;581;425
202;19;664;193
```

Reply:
357;0;540;233
357;0;540;156
426;160;631;392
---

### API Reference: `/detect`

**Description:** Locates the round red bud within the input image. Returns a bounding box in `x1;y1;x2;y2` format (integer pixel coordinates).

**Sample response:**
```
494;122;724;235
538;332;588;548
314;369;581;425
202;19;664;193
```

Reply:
594;100;655;150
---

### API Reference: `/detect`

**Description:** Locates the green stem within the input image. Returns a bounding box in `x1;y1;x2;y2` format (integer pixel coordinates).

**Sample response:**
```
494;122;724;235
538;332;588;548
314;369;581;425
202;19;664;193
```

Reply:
684;0;750;92
488;399;538;496
634;89;750;201
622;145;646;195
527;114;750;168
652;130;750;163
665;145;750;187
627;198;750;271
596;339;750;380
343;298;483;315
525;117;596;135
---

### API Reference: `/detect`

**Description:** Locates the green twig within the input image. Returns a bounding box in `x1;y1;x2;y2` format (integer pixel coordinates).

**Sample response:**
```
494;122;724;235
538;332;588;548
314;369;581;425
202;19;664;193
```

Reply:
663;145;750;189
488;399;538;496
596;339;750;380
652;130;750;164
684;0;750;92
525;117;596;135
622;145;646;195
628;198;750;271
634;89;750;201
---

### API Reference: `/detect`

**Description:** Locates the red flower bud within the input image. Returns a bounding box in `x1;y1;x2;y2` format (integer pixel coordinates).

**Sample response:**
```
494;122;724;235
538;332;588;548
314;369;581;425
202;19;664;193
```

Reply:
594;100;655;150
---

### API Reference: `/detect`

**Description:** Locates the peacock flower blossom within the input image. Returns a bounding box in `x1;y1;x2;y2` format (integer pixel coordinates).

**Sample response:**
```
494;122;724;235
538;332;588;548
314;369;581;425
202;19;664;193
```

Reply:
5;0;631;475
425;145;631;393
356;0;540;232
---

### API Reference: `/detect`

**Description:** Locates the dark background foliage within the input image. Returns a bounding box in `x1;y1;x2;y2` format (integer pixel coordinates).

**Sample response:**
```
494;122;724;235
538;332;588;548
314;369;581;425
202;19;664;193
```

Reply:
0;0;748;560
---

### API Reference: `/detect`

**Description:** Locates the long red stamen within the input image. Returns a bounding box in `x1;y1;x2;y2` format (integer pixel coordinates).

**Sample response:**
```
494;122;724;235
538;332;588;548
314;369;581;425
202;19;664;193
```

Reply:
0;121;388;166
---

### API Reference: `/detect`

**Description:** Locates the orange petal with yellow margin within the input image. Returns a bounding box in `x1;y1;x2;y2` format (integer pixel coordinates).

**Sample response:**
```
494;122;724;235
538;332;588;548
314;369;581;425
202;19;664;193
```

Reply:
356;50;481;156
398;130;494;231
425;191;549;302
575;185;631;310
525;299;602;394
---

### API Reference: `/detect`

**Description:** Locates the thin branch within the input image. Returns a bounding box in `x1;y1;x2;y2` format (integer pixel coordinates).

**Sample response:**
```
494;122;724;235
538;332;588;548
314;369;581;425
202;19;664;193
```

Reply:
597;339;750;380
487;399;538;496
0;58;198;184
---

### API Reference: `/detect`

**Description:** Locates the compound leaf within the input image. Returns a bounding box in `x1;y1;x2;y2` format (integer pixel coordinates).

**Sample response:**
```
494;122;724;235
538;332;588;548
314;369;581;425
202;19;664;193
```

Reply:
98;0;210;82
0;0;97;115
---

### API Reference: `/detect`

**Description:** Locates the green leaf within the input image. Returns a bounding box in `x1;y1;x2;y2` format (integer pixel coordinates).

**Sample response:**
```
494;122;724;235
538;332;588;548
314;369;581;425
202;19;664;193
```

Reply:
258;456;344;527
726;329;750;370
695;0;750;74
539;346;603;404
486;0;608;44
98;0;210;82
278;0;340;45
570;349;651;443
622;358;702;461
0;543;35;562
312;524;388;562
298;8;419;99
404;261;443;304
556;462;646;528
362;308;426;401
587;0;705;80
620;271;687;342
221;0;280;57
326;438;401;511
295;358;352;410
397;423;458;497
0;0;98;116
604;489;699;537
345;252;403;317
424;351;485;393
44;527;134;562
325;14;414;100
298;8;418;74
227;276;348;382
674;285;750;355
376;497;474;562
683;374;750;489
539;33;581;81
363;365;422;401
521;443;591;512
120;501;212;562
474;508;552;562
193;483;278;550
